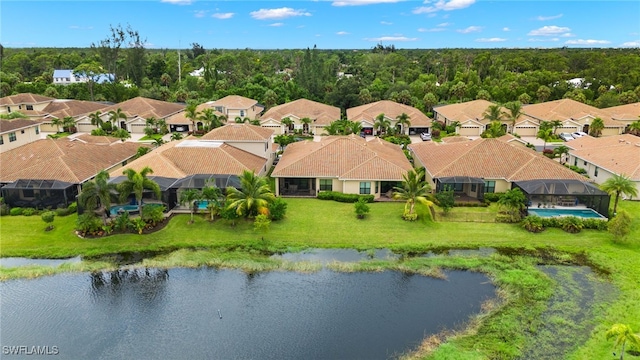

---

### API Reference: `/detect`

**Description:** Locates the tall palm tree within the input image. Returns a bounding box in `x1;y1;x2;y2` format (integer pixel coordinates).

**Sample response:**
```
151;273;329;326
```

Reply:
395;113;411;135
589;117;605;137
300;117;312;134
483;121;506;138
600;174;638;214
184;101;199;132
502;101;523;133
145;117;157;134
62;116;76;133
89;111;104;130
117;167;161;216
323;121;342;136
51;117;64;133
537;128;554;151
225;170;275;218
281;117;294;133
108;108;127;130
374;113;390;136
78;170;117;225
392;167;433;219
606;323;640;360
550;120;563;135
345;121;363;135
198;108;219;131
218;114;228;124
482;104;504;123
201;185;223;221
179;188;201;223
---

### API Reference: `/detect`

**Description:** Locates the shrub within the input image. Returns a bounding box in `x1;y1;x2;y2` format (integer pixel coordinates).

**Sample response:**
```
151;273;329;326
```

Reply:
91;128;107;136
560;216;583;233
582;218;608;230
541;217;561;228
76;214;102;235
496;212;520;223
542;148;555;158
268;198;288;221
521;216;545;233
142;204;165;226
129;218;147;235
317;191;374;203
564;164;588;175
402;210;418;221
354;198;370;219
608;210;632;241
483;193;504;202
22;207;36;216
431;129;441;139
0;204;10;216
113;211;132;232
10;207;23;216
435;188;455;214
41;211;56;231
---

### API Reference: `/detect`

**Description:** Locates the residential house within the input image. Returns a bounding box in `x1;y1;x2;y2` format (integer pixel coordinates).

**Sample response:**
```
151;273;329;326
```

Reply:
346;100;431;136
75;97;185;134
199;124;275;166
260;99;340;135
208;95;264;122
271;134;413;199
566;134;640;197
523;99;625;136
37;99;109;133
603;102;640;133
0;137;142;208
0;119;42;153
0;93;55;116
52;69;114;85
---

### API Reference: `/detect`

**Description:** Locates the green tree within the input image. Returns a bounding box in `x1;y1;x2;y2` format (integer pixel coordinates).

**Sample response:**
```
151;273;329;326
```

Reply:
179;188;201;223
225;170;275;218
41;211;55;231
600;174;638;214
482;121;506;138
51;117;64;133
354;198;370;219
62;116;76;133
423;92;438;113
589;117;605;137
117;167;161;216
608;210;632;242
435;186;455;214
502;101;523;134
395;112;411;135
606;323;640;360
253;214;271;241
184;101;199;132
74;61;104;101
112;128;131;142
171;132;184;141
537;128;554;151
89;111;104;130
300;117;312;134
628;120;640;136
281;117;294;133
392;167;433;220
198;108;220;131
482;104;504;123
497;188;527;222
108;108;127;129
374;113;390;136
549;120;563;135
201;185;223;221
78;170;116;225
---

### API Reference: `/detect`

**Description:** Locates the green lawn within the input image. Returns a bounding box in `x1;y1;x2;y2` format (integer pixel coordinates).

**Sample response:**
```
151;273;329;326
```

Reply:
138;133;164;141
1;198;639;359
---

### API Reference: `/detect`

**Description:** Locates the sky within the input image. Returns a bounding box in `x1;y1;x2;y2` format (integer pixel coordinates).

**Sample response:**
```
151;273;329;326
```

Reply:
1;0;639;49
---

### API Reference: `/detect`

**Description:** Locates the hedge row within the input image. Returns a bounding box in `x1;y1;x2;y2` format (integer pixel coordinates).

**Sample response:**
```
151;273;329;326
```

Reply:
317;191;375;203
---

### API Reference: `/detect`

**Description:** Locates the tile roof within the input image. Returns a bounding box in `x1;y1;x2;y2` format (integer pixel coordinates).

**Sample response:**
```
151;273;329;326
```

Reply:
110;140;268;179
603;102;640;121
433;100;502;124
347;100;432;127
210;95;261;109
0;93;55;106
272;134;413;180
523;99;623;127
0;139;142;184
410;137;588;182
260;98;340;126
41;99;108;119
70;134;122;145
0;119;41;134
99;97;185;119
441;136;471;144
165;101;226;125
200;123;274;141
568;134;640;180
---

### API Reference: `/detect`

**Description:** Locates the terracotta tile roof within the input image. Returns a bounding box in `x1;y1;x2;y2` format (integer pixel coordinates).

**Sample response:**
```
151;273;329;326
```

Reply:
0;93;55;106
260;98;340;126
410;138;587;182
0;119;41;133
347;100;432;127
523;99;622;127
272;134;413;181
165;101;227;125
568;134;640;180
0;138;141;183
99;97;185;119
200;123;274;141
433;100;500;123
210;95;260;109
41;99;107;119
603;102;640;121
441;136;471;144
110;140;268;179
71;134;122;145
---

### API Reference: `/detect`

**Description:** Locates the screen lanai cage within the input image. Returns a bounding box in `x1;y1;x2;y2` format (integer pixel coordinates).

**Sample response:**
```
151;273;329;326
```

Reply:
512;179;610;217
1;179;79;208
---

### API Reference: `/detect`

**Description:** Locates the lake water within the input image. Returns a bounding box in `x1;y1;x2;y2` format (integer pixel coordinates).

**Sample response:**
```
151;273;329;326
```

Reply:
1;268;496;360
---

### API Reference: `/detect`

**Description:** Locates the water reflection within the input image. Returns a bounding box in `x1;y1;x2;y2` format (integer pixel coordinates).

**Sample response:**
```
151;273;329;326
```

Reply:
272;248;400;263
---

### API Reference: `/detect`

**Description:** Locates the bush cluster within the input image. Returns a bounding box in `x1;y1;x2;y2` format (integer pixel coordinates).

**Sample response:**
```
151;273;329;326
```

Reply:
317;191;374;203
268;198;288;221
521;215;608;233
564;164;588;175
454;202;489;207
483;193;505;202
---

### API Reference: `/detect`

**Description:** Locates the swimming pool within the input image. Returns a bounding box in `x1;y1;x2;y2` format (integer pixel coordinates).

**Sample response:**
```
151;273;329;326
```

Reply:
110;203;164;216
527;208;606;219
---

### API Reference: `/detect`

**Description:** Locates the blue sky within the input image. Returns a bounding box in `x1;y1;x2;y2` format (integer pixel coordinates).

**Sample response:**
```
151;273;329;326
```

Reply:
2;1;639;49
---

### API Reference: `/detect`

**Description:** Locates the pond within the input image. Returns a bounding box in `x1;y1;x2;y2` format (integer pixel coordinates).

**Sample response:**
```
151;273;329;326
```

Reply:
1;268;496;360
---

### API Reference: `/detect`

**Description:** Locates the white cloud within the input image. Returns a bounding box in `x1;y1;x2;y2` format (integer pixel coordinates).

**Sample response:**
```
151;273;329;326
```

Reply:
250;7;311;20
457;26;482;34
332;0;403;6
161;0;192;5
269;23;284;27
536;14;563;21
437;22;451;27
417;27;445;32
336;31;350;35
528;38;560;42
565;39;611;45
528;25;571;36
503;27;510;31
381;21;393;25
365;36;419;42
212;13;234;19
194;11;207;18
413;0;475;14
622;40;640;47
476;38;507;42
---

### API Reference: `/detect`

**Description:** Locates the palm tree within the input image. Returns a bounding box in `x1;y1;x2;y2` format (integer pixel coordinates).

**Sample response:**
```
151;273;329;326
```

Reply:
392;167;433;219
89;111;104;130
184;101;199;133
590;117;605;137
323;121;342;135
145;117;157;134
606;323;640;360
300;117;312;134
117;167;162;216
62;116;76;133
345;121;363;135
225;170;275;218
374;113;390;136
395;113;411;135
281;117;294;133
482;104;504;123
179;188;201;223
51;117;64;133
218;114;228;124
537;128;554;151
234;116;244;123
108;108;127;130
170;132;184;141
198;108;219;131
77;170;116;225
502;101;523;134
201;185;223;221
483;121;506;138
600;174;639;215
550;120;563;135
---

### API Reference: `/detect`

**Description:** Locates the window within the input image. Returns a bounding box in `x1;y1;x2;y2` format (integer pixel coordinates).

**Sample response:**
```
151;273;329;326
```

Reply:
471;183;477;192
484;180;496;193
319;179;332;191
574;158;577;166
21;130;25;134
0;135;3;145
23;189;34;198
8;132;16;142
240;110;245;117
375;181;379;194
7;107;10;112
583;160;587;166
26;105;33;111
454;183;463;192
594;167;599;177
359;182;371;195
35;126;39;135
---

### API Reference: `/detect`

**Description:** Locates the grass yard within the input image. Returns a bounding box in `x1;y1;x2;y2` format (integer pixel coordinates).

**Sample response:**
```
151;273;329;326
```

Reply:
1;198;639;359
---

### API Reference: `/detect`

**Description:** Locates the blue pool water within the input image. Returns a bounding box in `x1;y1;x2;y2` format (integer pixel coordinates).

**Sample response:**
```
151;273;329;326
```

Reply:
528;208;606;219
110;203;164;216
